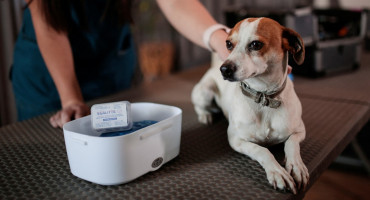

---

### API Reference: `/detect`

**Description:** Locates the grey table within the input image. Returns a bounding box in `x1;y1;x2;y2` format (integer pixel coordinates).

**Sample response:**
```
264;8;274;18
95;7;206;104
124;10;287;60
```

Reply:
1;58;369;199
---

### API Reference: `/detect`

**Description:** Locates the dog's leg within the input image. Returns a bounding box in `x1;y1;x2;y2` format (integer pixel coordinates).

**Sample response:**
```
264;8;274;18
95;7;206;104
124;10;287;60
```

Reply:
284;124;309;191
228;129;297;194
191;75;218;125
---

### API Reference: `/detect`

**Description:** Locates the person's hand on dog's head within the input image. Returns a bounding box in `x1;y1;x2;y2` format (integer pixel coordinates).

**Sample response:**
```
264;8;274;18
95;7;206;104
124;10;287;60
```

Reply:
49;102;90;128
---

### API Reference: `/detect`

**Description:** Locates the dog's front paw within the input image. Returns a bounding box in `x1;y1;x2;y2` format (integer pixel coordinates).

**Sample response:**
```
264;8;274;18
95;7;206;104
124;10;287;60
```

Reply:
198;112;213;125
285;156;309;191
265;164;297;194
194;106;213;125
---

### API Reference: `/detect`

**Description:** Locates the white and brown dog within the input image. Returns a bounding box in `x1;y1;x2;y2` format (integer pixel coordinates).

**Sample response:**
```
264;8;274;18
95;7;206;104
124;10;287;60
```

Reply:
192;18;309;194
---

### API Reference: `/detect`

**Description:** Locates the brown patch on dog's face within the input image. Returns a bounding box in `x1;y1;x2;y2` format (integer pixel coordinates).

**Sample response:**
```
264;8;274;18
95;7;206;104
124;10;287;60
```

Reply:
254;18;284;58
226;21;242;53
229;21;242;37
247;18;259;23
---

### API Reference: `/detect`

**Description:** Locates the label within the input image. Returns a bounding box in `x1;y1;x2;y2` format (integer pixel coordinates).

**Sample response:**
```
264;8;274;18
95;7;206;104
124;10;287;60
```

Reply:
91;101;130;132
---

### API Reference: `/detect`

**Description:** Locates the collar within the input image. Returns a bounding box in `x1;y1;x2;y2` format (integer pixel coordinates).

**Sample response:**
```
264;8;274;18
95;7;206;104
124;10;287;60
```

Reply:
239;78;287;109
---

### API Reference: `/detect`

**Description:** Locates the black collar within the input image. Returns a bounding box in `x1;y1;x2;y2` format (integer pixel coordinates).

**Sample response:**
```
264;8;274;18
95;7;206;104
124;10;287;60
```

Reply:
239;78;287;109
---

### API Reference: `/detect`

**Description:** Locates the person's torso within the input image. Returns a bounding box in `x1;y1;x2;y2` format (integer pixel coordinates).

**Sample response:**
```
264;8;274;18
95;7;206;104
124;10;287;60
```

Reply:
13;0;137;102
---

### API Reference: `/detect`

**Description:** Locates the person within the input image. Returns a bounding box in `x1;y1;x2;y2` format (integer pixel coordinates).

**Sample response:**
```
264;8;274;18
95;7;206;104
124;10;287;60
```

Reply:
11;0;229;128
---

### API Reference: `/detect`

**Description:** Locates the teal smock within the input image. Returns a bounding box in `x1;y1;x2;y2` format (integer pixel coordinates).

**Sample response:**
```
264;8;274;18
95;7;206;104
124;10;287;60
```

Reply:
11;2;137;121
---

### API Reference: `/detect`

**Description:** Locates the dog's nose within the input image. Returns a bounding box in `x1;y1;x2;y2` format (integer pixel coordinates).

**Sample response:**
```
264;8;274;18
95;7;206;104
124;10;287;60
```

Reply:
220;62;237;80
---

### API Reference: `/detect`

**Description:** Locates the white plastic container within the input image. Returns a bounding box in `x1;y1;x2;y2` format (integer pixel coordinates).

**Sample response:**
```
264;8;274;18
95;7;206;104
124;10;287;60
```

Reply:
63;102;182;185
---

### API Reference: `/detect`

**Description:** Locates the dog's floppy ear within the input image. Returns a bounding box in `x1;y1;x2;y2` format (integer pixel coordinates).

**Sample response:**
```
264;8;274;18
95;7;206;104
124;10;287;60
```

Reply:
282;27;305;65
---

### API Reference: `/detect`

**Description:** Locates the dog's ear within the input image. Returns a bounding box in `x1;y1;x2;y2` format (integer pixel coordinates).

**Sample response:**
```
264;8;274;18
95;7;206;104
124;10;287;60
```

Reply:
282;28;305;65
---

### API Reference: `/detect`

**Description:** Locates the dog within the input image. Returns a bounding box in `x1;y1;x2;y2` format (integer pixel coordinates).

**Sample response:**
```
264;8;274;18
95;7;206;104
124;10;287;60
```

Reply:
191;17;309;194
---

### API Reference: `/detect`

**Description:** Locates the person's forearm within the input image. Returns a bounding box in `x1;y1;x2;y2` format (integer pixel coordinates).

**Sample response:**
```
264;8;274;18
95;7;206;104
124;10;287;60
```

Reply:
28;1;83;108
157;0;216;48
37;32;84;108
156;0;228;59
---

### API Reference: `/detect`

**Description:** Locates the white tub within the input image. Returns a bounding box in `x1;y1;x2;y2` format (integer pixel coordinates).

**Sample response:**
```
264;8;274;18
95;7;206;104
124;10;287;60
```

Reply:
63;102;182;185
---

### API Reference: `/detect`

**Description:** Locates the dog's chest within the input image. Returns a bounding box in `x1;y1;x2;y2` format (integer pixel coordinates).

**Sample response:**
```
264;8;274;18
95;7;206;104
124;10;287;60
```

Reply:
230;103;291;145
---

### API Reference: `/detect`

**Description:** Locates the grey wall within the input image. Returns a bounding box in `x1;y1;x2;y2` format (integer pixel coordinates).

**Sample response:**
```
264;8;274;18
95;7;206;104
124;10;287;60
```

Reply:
0;0;23;126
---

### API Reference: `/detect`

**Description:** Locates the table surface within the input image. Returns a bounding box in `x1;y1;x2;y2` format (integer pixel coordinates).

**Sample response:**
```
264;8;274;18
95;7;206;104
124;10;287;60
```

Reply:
1;53;369;200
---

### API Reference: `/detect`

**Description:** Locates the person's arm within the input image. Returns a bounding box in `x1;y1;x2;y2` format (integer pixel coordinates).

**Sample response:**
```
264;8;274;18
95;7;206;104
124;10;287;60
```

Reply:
156;0;229;60
28;1;89;128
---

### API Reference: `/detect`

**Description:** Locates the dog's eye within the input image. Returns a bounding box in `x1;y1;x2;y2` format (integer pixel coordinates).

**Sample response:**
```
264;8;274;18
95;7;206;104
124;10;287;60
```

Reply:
226;40;233;51
248;41;264;51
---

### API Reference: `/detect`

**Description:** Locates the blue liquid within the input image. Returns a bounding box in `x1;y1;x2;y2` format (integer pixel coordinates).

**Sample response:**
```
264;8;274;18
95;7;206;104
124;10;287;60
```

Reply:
100;120;158;137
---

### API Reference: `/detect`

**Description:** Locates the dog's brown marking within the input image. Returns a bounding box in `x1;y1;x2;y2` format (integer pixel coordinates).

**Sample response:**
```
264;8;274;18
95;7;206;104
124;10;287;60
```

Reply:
255;18;283;58
247;18;258;23
228;20;244;52
229;20;244;37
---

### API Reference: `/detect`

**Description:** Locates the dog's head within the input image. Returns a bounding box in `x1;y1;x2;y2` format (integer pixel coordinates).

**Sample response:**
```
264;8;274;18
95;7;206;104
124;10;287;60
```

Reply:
220;17;304;82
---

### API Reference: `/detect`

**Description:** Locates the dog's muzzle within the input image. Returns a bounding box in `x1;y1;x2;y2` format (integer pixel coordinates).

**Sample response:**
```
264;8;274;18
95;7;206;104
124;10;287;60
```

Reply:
220;61;237;81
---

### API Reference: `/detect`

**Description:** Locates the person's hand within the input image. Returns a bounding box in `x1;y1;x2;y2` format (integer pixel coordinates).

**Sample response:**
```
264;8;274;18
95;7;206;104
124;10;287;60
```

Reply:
209;29;230;61
49;102;90;128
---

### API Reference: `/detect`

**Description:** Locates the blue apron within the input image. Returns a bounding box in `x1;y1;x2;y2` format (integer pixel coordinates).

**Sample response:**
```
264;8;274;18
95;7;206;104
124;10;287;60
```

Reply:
11;2;137;121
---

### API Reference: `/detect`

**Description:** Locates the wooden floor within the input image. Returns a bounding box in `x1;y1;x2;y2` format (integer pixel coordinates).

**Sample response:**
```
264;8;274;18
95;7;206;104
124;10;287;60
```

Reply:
304;168;370;200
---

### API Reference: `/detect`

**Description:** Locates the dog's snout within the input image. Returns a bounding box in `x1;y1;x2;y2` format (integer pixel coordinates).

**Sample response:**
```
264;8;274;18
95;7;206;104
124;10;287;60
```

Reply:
220;62;237;80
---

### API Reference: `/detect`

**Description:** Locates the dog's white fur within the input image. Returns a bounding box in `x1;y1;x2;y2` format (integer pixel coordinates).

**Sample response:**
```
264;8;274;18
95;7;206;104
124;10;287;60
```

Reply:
192;18;309;194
